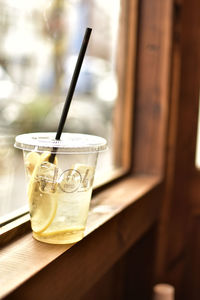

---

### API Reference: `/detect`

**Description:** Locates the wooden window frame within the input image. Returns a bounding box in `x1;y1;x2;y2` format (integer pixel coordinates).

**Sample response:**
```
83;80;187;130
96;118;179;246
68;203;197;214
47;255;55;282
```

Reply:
0;0;173;299
0;0;137;244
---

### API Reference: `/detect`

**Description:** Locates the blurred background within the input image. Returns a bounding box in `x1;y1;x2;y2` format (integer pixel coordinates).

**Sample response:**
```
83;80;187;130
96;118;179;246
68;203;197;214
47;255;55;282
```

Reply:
0;0;121;219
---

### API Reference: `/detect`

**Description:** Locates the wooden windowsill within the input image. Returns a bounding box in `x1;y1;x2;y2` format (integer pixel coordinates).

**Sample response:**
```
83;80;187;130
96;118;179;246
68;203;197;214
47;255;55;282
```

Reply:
0;175;162;300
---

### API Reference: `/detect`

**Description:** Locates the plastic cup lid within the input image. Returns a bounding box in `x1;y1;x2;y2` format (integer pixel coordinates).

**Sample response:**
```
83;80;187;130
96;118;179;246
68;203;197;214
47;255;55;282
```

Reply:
14;132;107;154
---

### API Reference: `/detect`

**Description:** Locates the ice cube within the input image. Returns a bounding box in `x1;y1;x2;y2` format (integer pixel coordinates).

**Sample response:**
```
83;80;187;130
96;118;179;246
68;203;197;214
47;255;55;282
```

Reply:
35;161;60;193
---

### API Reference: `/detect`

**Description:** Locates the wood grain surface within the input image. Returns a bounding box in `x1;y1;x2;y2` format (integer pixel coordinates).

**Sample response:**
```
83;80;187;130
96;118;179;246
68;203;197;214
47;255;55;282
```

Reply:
0;175;161;299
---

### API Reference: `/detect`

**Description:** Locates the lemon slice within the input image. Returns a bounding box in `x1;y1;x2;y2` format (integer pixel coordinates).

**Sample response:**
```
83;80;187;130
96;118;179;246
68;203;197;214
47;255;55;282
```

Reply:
35;226;85;237
28;152;58;233
33;226;85;244
25;152;40;175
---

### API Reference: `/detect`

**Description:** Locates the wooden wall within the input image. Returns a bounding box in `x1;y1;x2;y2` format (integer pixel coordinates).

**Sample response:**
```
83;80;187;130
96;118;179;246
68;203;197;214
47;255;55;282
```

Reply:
155;0;200;299
81;0;200;299
82;226;157;300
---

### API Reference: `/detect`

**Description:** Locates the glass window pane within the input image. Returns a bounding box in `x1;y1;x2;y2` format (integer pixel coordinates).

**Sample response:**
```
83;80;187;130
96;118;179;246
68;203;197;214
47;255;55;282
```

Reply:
0;0;127;221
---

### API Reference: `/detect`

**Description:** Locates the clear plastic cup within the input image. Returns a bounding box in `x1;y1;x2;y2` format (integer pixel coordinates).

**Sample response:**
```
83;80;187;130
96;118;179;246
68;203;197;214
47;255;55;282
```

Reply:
14;132;107;244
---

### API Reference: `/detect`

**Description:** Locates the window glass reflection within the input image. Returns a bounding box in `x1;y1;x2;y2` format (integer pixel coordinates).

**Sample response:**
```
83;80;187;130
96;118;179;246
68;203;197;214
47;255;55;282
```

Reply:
0;0;121;219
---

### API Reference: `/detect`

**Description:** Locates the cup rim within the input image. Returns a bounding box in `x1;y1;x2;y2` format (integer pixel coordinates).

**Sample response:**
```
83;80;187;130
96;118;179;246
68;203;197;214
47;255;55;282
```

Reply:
14;132;107;154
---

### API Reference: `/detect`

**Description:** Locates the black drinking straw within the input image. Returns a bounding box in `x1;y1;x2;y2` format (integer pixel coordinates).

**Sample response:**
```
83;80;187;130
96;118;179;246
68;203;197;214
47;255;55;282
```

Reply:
49;27;92;163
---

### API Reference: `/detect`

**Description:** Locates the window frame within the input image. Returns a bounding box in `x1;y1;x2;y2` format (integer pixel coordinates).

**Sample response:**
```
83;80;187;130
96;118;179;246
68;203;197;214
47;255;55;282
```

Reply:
0;0;138;241
0;0;136;230
0;0;173;298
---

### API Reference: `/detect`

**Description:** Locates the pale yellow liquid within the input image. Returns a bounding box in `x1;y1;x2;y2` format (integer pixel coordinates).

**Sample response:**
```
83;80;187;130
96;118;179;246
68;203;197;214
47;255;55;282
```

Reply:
32;186;92;244
26;151;94;244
